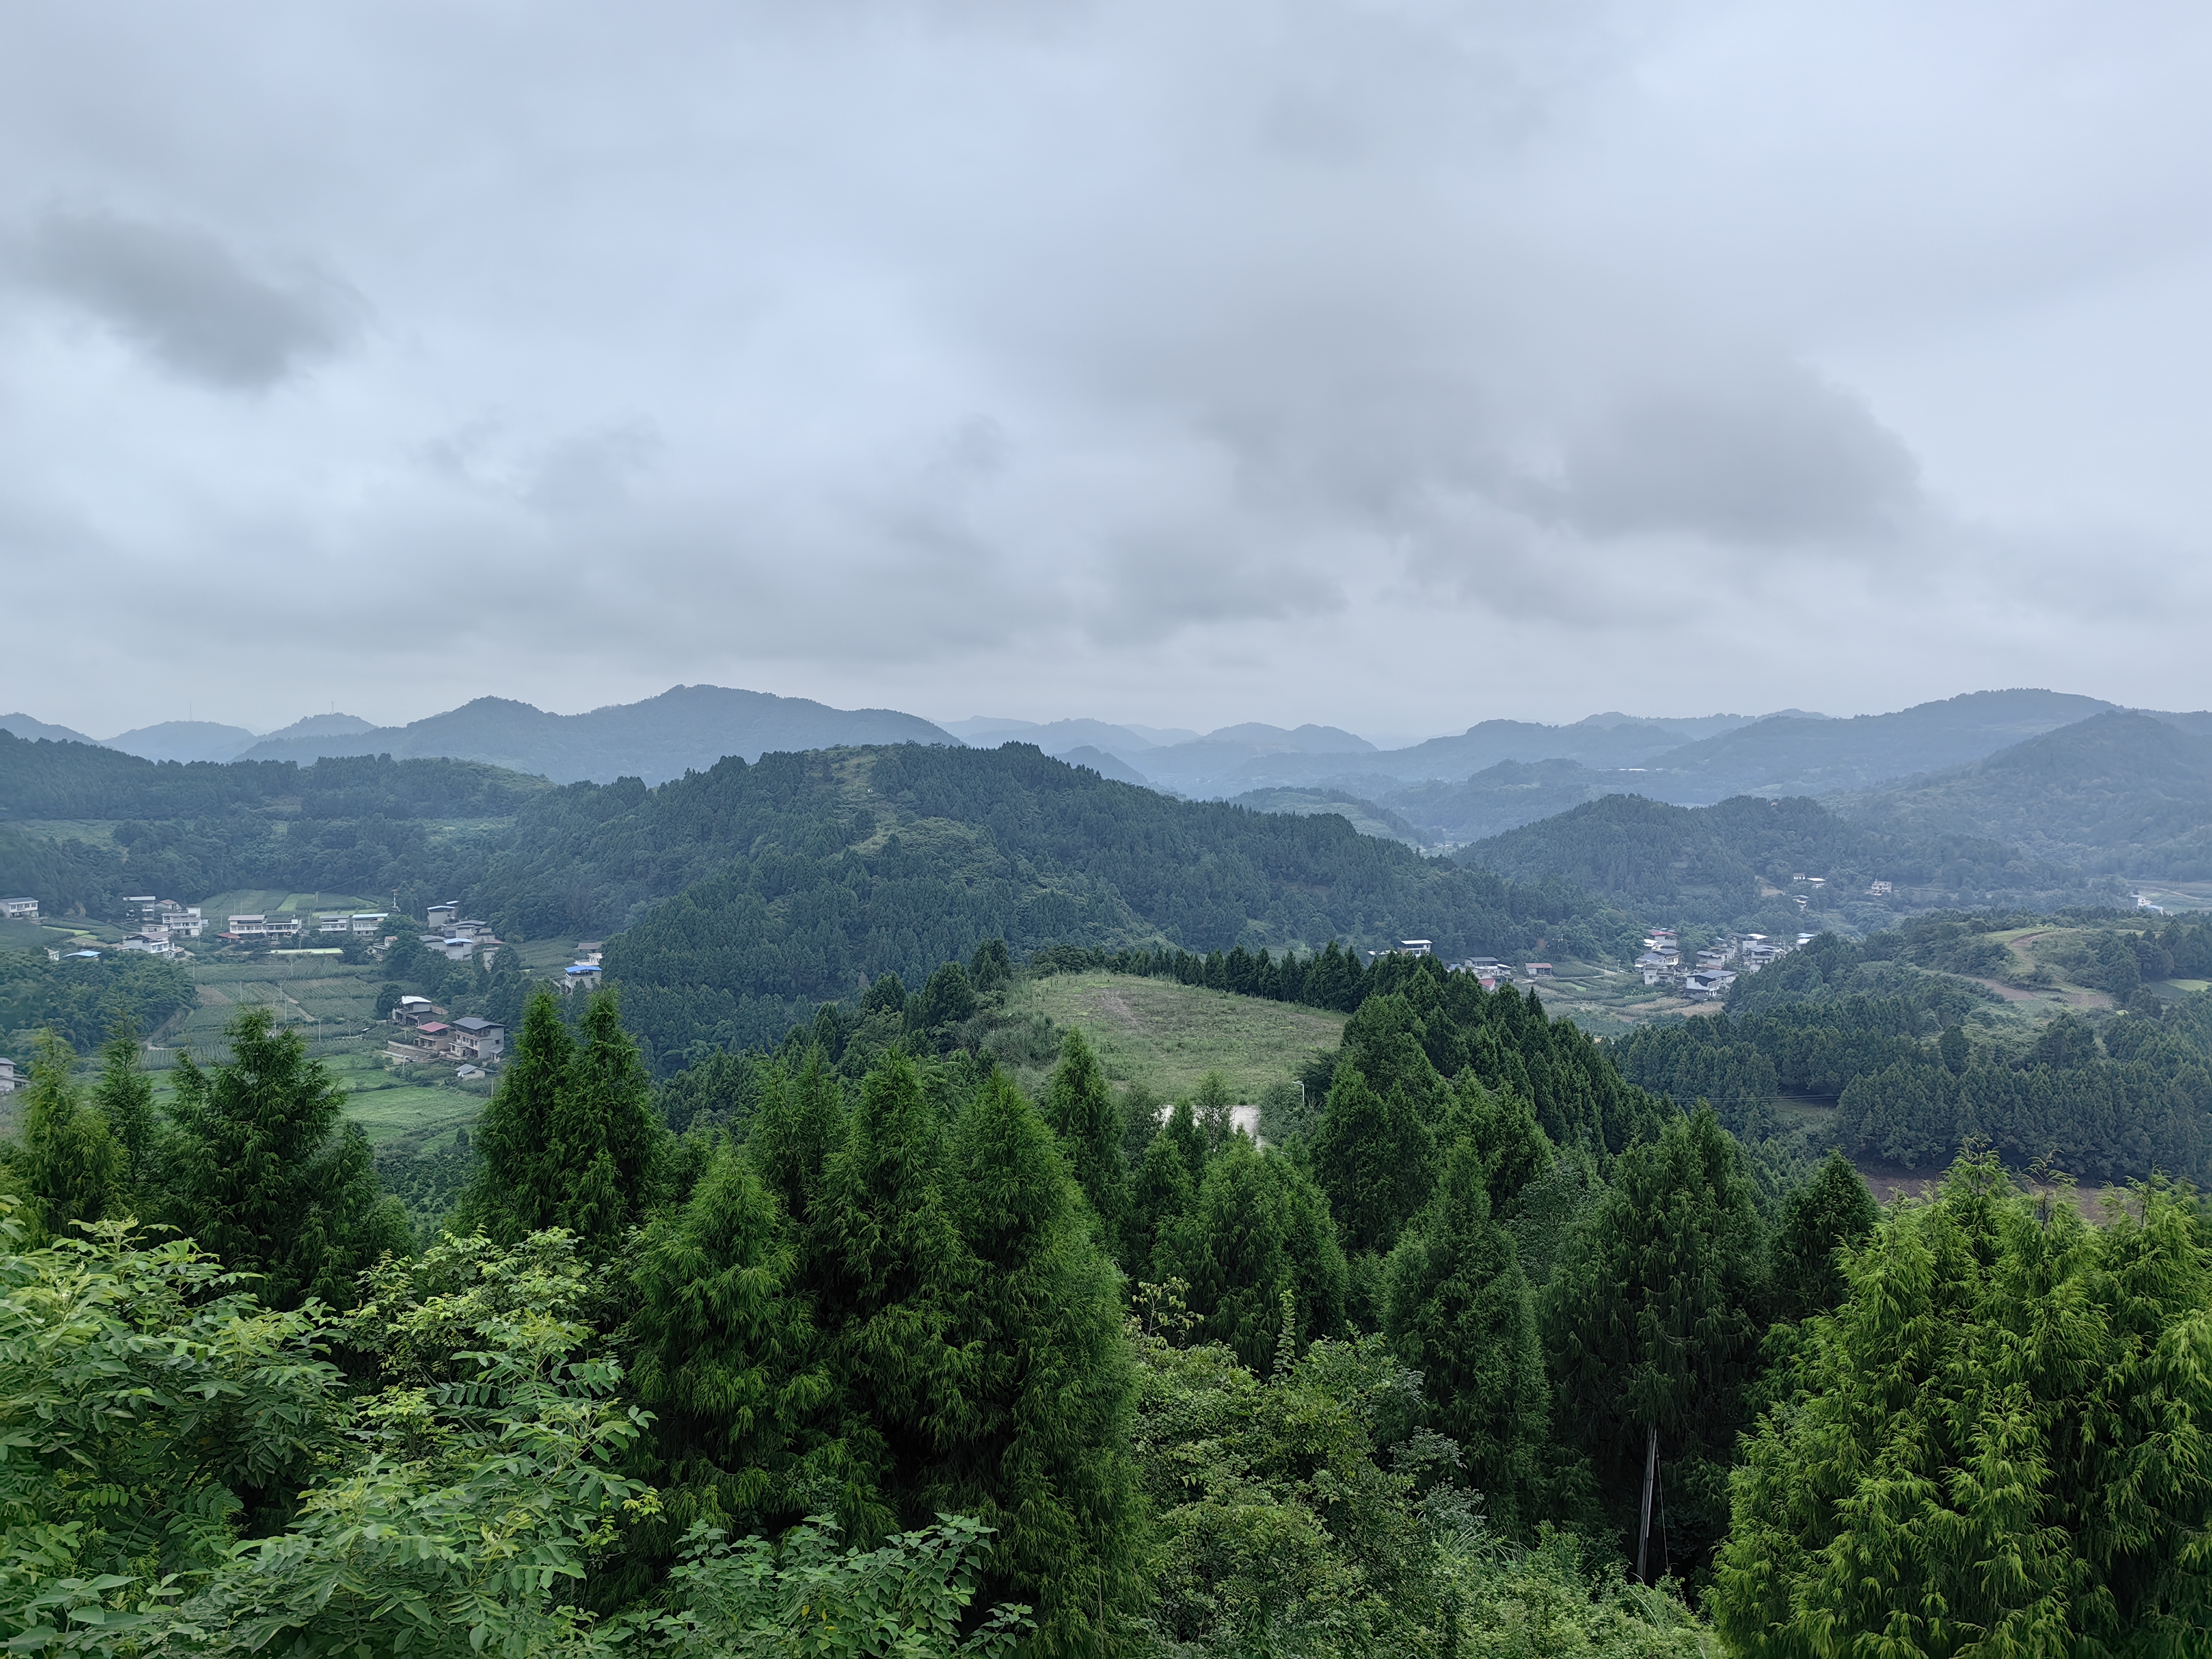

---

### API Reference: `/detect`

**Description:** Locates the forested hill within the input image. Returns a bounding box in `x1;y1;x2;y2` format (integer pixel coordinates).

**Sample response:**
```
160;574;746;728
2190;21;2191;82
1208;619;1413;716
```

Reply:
467;743;1629;1058
1455;790;2092;923
1836;709;2212;875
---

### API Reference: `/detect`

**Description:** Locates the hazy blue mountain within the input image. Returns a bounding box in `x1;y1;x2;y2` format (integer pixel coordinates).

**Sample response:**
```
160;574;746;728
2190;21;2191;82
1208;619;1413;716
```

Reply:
1836;710;2212;876
0;713;99;746
1634;689;2116;802
1229;786;1426;846
102;720;263;763
257;712;379;743
1383;759;1638;844
1202;721;1375;753
1054;744;1154;786
235;684;956;784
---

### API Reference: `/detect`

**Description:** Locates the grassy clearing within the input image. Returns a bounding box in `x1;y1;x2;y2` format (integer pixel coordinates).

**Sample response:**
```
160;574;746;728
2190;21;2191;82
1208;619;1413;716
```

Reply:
1005;972;1344;1103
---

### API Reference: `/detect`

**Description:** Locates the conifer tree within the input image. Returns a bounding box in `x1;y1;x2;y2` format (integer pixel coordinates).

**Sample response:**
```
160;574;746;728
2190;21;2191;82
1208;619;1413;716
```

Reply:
15;1029;122;1241
463;985;575;1242
629;1143;829;1555
1545;1103;1766;1568
1042;1029;1130;1258
1159;1136;1348;1369
1310;1057;1437;1256
1382;1137;1548;1529
91;1023;156;1197
1713;1155;2212;1655
165;1007;406;1308
1126;1100;1203;1281
747;1047;846;1231
549;988;665;1251
941;1070;1147;1657
813;1049;974;1545
1768;1149;1877;1323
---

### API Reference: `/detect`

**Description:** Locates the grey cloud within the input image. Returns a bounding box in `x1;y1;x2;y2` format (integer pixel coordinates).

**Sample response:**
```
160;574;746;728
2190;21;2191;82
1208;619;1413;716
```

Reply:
1546;367;1923;547
19;209;360;388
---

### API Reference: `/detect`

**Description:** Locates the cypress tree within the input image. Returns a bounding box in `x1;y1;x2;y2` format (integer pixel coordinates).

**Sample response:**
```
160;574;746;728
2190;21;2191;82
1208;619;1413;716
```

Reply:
1160;1136;1348;1370
1310;1058;1437;1256
747;1047;846;1231
1127;1100;1202;1282
91;1023;156;1197
463;984;575;1242
547;988;665;1251
1042;1029;1130;1259
165;1007;406;1308
813;1049;974;1545
1382;1137;1548;1530
1768;1149;1878;1323
940;1070;1147;1657
15;1029;122;1241
628;1143;829;1552
1545;1103;1767;1569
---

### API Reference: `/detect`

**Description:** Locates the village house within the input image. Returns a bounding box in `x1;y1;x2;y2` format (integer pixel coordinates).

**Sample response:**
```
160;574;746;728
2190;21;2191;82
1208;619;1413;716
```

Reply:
0;1056;15;1094
390;995;445;1028
450;1016;506;1062
226;914;303;941
117;929;177;956
562;962;602;992
1523;962;1554;980
427;902;459;929
3;898;39;921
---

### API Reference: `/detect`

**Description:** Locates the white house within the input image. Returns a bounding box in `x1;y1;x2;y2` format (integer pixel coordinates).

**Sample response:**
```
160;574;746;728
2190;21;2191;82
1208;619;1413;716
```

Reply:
0;1057;16;1094
427;902;459;929
117;930;176;956
451;1016;506;1062
1;898;36;921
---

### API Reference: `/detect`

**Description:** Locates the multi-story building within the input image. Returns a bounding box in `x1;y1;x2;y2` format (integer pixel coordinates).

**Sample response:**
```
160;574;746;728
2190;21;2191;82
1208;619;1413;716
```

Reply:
3;897;39;921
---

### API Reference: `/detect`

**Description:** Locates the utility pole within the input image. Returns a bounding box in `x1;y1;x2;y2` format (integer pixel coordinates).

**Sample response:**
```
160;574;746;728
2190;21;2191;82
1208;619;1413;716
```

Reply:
1636;1425;1659;1584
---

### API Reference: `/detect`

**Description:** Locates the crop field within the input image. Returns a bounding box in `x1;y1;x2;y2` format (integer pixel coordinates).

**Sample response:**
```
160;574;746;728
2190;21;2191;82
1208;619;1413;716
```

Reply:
1004;972;1345;1103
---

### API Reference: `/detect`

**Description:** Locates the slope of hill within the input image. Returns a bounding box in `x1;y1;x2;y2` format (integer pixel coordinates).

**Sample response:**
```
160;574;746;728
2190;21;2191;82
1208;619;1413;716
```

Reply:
1227;786;1425;846
461;742;1629;1058
235;684;956;783
0;713;98;746
1632;689;2116;802
1456;792;2093;923
1839;710;2212;875
102;719;262;763
1383;759;1636;844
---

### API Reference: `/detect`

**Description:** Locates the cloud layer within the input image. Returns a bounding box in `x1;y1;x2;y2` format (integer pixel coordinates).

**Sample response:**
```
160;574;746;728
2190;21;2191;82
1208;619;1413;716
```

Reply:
0;1;2207;738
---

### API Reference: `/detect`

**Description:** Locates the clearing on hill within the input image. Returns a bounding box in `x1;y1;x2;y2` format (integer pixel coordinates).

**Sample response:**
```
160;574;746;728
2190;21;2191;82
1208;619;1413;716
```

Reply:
1006;971;1345;1103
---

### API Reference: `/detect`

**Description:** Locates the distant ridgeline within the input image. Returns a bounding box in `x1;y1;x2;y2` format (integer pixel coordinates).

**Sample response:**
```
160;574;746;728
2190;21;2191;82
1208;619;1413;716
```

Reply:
1458;792;2099;927
1616;912;2212;1183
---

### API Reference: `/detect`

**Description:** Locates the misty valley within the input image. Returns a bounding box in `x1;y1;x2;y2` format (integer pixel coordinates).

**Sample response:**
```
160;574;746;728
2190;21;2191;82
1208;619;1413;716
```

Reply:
5;686;2212;1657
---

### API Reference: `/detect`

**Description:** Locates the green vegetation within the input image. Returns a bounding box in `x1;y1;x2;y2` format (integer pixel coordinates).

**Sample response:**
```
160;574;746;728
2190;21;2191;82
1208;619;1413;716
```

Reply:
1005;971;1344;1103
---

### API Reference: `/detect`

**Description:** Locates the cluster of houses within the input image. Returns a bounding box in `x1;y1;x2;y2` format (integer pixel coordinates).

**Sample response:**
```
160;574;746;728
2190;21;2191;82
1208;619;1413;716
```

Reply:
416;905;507;962
1635;927;1812;1000
386;995;507;1074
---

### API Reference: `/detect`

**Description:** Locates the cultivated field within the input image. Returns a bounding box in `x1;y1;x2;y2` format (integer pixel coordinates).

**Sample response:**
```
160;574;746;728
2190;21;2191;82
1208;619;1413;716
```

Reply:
1005;972;1345;1103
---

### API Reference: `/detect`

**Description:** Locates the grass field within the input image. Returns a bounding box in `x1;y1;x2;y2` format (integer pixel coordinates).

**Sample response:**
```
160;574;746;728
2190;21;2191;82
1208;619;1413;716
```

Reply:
1005;972;1345;1103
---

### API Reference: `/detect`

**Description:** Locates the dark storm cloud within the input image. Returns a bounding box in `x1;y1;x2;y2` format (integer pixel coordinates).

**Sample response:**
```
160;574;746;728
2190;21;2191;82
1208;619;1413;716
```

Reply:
18;209;360;389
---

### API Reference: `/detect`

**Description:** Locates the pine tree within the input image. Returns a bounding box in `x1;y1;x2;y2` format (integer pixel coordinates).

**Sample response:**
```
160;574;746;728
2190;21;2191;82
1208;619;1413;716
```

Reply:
628;1143;828;1554
15;1029;123;1241
548;989;665;1250
165;1007;406;1308
1382;1137;1548;1529
463;985;575;1242
1042;1029;1130;1259
940;1070;1147;1657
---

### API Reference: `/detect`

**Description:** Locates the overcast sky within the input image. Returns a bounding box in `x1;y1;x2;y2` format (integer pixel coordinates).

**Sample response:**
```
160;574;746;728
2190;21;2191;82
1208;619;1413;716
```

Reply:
3;1;2208;743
